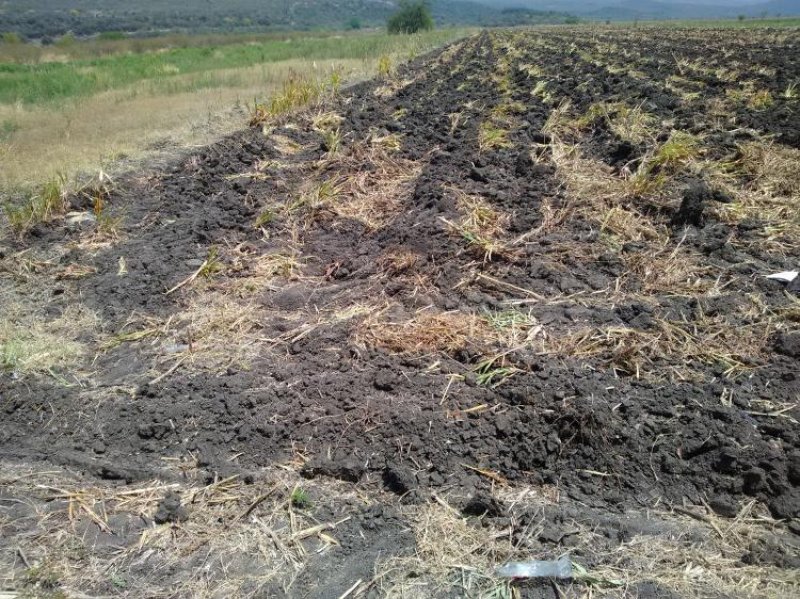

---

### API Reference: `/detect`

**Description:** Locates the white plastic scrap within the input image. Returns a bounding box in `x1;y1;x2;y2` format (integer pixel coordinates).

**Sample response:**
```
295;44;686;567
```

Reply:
495;555;573;579
765;271;798;283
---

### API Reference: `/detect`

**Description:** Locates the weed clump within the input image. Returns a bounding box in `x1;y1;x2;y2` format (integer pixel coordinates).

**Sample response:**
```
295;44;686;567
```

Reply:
290;487;312;509
377;54;392;78
478;121;511;152
250;72;340;126
4;175;68;233
625;131;702;197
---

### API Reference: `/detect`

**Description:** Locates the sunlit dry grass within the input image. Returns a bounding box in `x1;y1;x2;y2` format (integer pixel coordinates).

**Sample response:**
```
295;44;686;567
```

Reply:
355;308;495;355
544;307;774;380
0;29;471;192
0;302;97;375
0;59;370;191
706;141;800;252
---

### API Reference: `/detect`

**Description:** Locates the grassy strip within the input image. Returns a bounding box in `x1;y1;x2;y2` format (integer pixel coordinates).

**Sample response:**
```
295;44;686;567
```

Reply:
0;30;344;64
0;31;470;191
0;29;471;104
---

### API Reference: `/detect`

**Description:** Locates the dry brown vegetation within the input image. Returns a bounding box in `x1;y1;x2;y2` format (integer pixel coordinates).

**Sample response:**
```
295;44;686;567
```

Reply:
545;313;773;380
354;308;494;355
0;30;470;192
442;186;518;262
316;143;422;232
707;141;800;252
4;463;796;599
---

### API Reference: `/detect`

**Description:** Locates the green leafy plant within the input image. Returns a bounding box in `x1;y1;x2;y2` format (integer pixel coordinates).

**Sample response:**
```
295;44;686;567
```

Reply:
474;356;519;387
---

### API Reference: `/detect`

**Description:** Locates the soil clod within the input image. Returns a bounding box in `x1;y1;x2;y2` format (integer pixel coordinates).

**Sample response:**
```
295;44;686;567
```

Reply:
154;491;189;524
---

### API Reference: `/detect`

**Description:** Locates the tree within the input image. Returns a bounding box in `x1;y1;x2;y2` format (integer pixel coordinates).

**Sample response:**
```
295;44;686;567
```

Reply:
387;0;434;35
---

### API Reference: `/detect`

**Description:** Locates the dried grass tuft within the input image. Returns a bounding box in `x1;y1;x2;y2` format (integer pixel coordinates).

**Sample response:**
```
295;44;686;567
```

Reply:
0;463;367;599
541;133;666;245
441;187;517;262
150;292;266;373
0;303;97;375
354;309;494;355
545;311;773;380
706;141;800;252
378;248;421;276
295;142;420;231
620;235;718;295
376;501;514;598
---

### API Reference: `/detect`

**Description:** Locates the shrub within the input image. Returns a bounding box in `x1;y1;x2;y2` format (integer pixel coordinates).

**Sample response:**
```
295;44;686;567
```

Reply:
1;32;22;44
346;17;362;30
98;31;126;41
56;32;76;46
387;0;434;35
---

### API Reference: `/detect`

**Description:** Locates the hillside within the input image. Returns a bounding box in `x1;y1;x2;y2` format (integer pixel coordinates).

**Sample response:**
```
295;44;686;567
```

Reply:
484;0;800;20
585;0;800;20
0;0;571;39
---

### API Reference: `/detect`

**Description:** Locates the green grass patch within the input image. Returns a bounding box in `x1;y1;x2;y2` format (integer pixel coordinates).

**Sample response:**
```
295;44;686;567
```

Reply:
0;29;470;105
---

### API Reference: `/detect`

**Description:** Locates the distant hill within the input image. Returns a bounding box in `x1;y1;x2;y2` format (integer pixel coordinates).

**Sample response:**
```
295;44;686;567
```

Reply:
481;0;800;20
0;0;573;40
760;0;800;16
585;0;800;20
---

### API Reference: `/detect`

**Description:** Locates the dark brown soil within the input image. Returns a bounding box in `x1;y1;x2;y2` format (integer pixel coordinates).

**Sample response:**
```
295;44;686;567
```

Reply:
2;27;799;599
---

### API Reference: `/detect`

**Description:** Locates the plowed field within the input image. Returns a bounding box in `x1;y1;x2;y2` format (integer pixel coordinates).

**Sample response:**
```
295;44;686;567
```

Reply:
2;27;799;599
